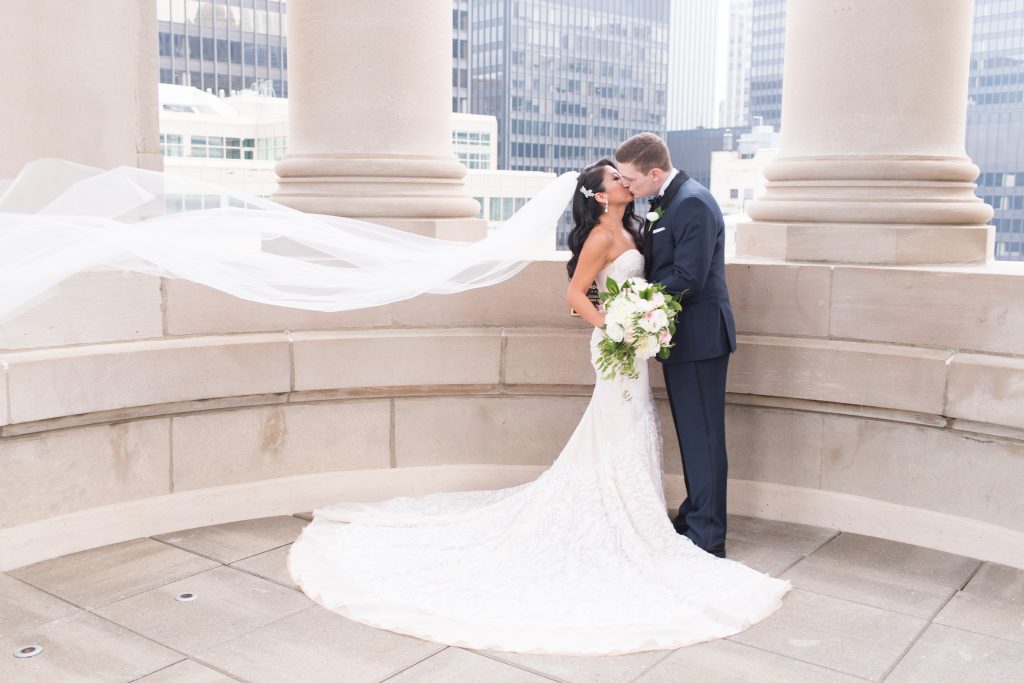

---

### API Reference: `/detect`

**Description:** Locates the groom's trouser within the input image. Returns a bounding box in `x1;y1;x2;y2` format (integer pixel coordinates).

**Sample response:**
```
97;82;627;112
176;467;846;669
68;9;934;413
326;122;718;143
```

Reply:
662;353;730;551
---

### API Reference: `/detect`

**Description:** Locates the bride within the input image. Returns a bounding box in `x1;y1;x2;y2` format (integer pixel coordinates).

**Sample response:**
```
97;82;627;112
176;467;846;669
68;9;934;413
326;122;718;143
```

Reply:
0;157;789;656
287;159;791;656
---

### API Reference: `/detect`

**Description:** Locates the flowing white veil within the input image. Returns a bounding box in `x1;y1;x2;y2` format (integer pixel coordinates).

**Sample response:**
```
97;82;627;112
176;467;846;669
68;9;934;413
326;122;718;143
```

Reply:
0;160;579;324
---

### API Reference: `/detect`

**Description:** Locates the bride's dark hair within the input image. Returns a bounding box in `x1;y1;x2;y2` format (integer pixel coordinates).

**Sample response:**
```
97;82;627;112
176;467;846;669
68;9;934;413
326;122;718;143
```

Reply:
566;158;639;279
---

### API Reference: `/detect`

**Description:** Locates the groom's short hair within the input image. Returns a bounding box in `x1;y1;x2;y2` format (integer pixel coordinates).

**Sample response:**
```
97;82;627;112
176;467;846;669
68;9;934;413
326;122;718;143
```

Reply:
615;133;672;174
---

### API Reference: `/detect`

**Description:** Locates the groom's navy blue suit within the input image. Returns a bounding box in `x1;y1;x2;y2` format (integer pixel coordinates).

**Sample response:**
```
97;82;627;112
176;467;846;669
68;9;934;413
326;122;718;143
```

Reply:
643;170;735;554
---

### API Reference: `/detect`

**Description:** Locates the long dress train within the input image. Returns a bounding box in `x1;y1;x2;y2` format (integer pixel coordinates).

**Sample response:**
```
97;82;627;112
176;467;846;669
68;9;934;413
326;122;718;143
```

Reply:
288;249;791;655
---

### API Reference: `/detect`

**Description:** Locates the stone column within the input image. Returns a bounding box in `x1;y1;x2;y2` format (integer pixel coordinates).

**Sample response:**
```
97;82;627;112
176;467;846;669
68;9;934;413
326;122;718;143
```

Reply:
737;0;993;264
273;0;483;239
0;0;160;178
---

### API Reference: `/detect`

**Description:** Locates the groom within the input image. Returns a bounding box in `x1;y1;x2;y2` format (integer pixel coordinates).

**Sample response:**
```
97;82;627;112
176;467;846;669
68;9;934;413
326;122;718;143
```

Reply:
615;133;736;559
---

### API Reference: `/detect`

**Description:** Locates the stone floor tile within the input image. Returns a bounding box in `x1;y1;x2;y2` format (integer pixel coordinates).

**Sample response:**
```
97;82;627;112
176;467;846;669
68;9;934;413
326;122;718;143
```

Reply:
781;533;979;618
0;573;81;639
9;539;219;609
887;623;1024;683
729;588;925;680
727;516;838;556
386;647;555;682
635;639;863;683
94;565;311;655
483;648;670;683
0;612;182;683
727;540;805;577
136;658;236;682
934;562;1024;645
154;515;307;564
196;606;444;683
230;544;296;589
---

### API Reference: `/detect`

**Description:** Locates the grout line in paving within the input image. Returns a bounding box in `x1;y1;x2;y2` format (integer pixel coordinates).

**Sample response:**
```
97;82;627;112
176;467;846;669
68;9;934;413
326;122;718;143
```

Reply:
956;560;984;591
86;607;193;660
625;648;676;683
227;559;303;594
721;636;876;682
184;603;324;665
918;619;1024;648
878;619;932;682
782;585;939;622
374;644;451;682
471;649;572;682
177;655;250;683
5;571;90;614
126;656;191;682
147;535;232;565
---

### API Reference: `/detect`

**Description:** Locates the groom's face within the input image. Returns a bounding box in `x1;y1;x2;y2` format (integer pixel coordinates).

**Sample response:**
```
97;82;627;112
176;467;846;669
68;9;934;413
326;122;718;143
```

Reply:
616;162;662;198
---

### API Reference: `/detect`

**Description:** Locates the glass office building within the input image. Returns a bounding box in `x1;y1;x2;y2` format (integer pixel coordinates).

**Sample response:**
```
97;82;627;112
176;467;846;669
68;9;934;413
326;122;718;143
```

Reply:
470;0;670;175
453;0;472;113
157;0;288;98
968;0;1024;261
748;0;786;130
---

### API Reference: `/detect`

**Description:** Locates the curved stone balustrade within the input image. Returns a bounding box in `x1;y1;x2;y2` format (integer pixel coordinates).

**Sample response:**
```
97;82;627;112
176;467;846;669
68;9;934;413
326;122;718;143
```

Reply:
1;259;1023;572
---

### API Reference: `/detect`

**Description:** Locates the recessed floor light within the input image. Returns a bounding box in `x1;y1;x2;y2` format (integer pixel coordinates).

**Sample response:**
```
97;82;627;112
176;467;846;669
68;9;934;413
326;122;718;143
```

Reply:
14;645;42;658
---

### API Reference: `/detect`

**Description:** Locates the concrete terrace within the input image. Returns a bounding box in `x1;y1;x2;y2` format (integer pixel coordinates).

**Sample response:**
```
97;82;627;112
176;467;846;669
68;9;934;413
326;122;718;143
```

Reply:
3;514;1022;683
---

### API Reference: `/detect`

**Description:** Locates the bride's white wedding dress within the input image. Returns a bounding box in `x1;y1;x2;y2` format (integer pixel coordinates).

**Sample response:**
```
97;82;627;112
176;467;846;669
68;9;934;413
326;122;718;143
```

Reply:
288;248;791;655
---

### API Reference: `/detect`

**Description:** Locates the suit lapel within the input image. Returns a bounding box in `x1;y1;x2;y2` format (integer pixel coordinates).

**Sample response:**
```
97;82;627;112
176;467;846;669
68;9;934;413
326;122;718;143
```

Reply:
642;170;689;275
660;170;689;212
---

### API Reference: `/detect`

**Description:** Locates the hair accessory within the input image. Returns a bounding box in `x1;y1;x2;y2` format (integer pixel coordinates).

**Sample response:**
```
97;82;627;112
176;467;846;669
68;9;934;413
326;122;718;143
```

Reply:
579;186;595;198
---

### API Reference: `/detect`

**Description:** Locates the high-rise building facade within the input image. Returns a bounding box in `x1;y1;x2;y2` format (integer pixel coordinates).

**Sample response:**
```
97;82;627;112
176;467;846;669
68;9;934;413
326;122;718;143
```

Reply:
967;0;1024;261
157;0;288;98
470;0;671;175
453;0;472;113
748;0;785;130
666;0;725;130
723;0;753;127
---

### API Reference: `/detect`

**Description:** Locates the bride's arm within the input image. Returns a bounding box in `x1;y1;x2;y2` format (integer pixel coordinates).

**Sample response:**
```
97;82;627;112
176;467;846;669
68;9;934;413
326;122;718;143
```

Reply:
566;233;610;328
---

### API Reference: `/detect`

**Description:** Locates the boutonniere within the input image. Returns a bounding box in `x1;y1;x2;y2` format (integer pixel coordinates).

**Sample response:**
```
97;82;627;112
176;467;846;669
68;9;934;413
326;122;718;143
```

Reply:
646;207;664;223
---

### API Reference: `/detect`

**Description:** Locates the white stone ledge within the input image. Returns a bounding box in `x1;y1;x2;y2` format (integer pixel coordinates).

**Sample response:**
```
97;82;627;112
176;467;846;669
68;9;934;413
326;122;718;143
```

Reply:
726;262;832;337
292;328;503;391
946;353;1024;431
830;266;1024;355
3;329;1023;439
730;335;951;414
2;334;292;423
3;468;1021;572
0;270;163;352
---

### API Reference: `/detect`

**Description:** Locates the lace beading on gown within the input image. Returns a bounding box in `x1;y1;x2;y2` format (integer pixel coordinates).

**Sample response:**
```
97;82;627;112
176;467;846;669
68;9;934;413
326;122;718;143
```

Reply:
288;248;791;655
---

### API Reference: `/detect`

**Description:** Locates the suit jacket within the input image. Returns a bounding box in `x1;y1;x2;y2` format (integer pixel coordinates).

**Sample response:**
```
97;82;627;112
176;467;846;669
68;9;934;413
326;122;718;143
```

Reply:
643;172;736;363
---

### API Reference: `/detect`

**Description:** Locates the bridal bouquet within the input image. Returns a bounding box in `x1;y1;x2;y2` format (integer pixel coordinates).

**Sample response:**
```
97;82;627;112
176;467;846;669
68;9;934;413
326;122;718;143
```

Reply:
593;277;682;380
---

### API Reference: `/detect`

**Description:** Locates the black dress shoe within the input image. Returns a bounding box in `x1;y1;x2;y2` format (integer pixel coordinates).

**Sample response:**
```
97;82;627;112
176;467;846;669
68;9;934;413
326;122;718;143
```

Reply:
707;544;726;559
671;516;689;535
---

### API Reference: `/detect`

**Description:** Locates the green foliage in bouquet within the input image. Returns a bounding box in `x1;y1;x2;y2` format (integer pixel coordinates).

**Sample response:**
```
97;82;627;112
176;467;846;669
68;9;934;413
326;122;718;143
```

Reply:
593;276;683;380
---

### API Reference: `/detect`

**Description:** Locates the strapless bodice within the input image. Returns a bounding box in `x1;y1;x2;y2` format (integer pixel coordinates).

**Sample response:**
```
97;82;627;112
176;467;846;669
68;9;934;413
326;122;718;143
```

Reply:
596;249;645;292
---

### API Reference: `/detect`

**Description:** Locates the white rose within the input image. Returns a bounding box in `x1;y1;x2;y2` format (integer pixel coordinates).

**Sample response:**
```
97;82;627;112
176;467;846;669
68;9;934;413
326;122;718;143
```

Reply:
646;211;660;222
605;304;629;327
638;311;659;333
649;308;669;330
605;322;625;342
650;291;665;307
636;335;661;359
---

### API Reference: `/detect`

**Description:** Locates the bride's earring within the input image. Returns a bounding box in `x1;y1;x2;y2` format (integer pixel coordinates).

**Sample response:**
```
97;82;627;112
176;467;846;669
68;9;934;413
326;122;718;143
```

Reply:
603;201;609;213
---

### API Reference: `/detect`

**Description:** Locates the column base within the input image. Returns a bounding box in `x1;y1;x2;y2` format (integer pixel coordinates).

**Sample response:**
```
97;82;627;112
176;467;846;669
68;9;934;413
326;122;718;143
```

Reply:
736;221;994;265
375;217;488;241
273;154;481;221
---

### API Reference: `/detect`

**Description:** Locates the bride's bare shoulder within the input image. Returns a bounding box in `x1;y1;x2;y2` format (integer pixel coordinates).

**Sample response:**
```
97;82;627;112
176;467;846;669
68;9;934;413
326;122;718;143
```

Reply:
582;228;614;253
